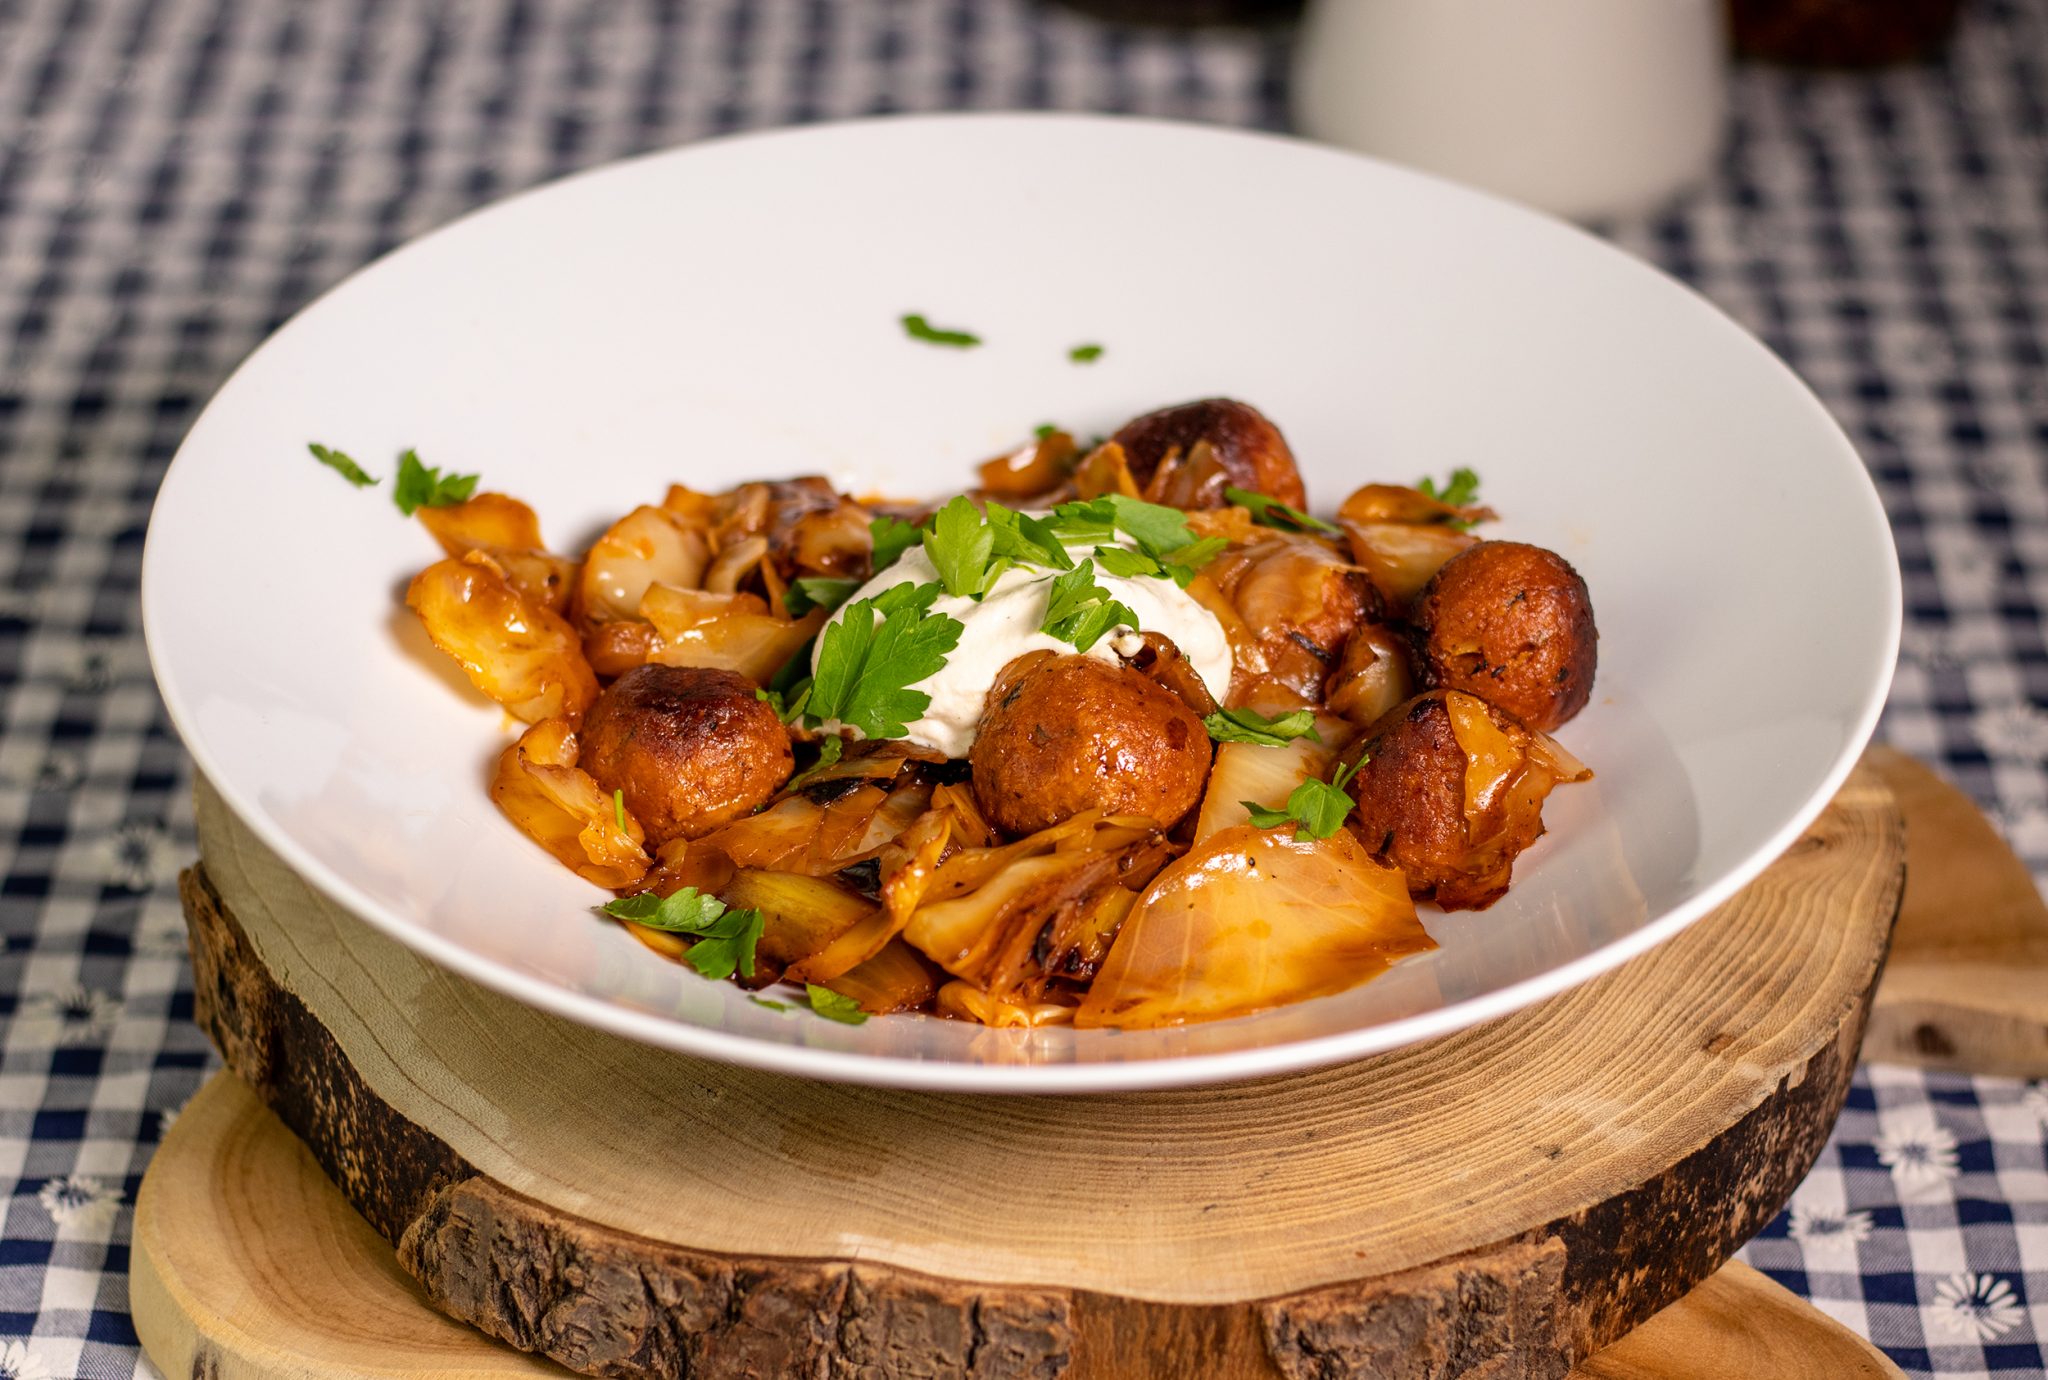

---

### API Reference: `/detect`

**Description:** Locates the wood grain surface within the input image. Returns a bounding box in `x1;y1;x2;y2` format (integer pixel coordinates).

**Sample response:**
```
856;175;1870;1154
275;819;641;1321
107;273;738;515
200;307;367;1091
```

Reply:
1862;744;2048;1077
153;764;1904;1379
133;1072;1904;1380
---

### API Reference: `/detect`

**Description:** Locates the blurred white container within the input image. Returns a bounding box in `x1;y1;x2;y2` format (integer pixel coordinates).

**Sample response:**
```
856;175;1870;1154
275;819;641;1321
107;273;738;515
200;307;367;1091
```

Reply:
1294;0;1729;221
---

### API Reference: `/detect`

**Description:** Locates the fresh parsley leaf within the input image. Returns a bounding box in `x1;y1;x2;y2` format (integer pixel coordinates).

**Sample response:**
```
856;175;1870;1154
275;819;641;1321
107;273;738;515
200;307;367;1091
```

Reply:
1040;560;1137;653
1091;545;1160;579
749;995;791;1012
759;676;813;724
807;582;963;739
785;734;845;792
1156;535;1229;588
612;788;627;833
1204;706;1323;747
986;503;1074;570
1241;782;1347;842
601;887;723;930
1069;343;1104;363
1225;486;1338;534
391;449;479;516
900;313;981;348
1417;467;1483;528
1100;493;1195;556
1033;423;1059;440
806;984;869;1024
600;887;765;980
308;442;377;488
785;576;859;618
1047;495;1222;585
1240;756;1367;843
870;515;922;573
1046;496;1116;544
1286;778;1357;841
683;908;766;980
869;581;941;617
925;495;997;597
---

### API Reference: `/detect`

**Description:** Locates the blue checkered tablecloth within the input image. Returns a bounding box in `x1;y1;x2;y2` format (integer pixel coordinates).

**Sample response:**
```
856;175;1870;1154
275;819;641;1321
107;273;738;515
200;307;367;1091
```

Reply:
0;2;2044;1376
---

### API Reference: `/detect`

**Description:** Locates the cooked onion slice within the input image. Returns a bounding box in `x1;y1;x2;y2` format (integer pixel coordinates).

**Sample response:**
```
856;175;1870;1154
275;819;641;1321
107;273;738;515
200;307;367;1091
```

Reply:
1074;824;1433;1030
935;981;1078;1027
1326;623;1414;727
576;505;709;628
418;492;546;557
490;718;648;888
977;429;1079;498
407;552;598;724
640;583;825;684
1334;482;1494;608
819;939;940;1013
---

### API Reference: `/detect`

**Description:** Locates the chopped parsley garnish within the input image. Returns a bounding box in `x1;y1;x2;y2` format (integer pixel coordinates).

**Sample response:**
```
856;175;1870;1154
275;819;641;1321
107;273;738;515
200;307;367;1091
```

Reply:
612;788;627;833
986;503;1074;570
758;653;816;722
919;498;1075;599
1226;486;1338;535
392;449;479;516
869;514;922;573
308;442;377;488
601;888;765;980
1204;706;1323;747
1242;757;1367;843
806;984;869;1024
926;496;998;597
1046;495;1225;587
806;582;963;740
749;995;791;1012
1069;343;1104;363
1033;423;1059;440
1090;545;1161;579
1417;467;1483;527
900;313;981;348
1040;560;1138;653
785;575;859;618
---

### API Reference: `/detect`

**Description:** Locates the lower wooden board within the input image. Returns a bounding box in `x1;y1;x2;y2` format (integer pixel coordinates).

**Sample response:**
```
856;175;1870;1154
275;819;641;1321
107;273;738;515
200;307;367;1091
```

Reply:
134;1072;1903;1380
1862;745;2048;1077
150;764;1905;1379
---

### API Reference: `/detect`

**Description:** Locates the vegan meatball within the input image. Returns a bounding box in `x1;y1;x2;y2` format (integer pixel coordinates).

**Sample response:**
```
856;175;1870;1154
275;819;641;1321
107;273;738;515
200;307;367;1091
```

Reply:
1412;541;1596;732
1343;690;1550;911
1113;398;1308;510
970;653;1211;837
578;664;793;847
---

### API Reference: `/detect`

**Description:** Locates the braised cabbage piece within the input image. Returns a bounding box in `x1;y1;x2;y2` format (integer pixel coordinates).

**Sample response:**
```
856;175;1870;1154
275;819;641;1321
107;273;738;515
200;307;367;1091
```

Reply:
395;398;1597;1029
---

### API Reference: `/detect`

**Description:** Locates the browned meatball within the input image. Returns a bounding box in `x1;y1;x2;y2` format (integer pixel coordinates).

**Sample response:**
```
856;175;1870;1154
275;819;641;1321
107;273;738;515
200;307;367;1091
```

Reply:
1343;690;1548;911
1412;541;1596;732
970;653;1211;837
1113;398;1307;510
578;665;792;847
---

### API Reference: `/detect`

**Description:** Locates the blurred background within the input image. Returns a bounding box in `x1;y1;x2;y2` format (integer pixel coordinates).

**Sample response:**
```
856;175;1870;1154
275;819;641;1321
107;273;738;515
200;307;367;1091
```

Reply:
0;2;2044;1377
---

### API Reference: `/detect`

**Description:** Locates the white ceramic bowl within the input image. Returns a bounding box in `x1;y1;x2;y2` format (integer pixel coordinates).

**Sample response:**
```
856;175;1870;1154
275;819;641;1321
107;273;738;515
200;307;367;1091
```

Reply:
143;115;1899;1092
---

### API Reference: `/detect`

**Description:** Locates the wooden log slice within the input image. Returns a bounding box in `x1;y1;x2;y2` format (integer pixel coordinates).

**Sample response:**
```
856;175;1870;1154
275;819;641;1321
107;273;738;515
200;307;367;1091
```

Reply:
130;1071;1905;1380
1861;745;2048;1077
166;765;1902;1380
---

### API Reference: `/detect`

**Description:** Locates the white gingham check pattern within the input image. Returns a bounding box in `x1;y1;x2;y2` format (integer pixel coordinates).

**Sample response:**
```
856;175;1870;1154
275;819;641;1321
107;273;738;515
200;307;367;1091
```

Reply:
0;1;2044;1376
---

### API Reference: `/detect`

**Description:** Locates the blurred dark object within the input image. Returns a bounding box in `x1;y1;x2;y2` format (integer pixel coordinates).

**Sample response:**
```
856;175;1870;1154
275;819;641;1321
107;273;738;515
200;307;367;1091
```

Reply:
1729;0;1966;66
1052;0;1303;25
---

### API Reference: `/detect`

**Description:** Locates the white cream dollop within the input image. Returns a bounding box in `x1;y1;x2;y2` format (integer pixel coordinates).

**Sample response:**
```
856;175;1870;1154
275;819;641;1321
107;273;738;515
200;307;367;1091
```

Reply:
816;543;1232;759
